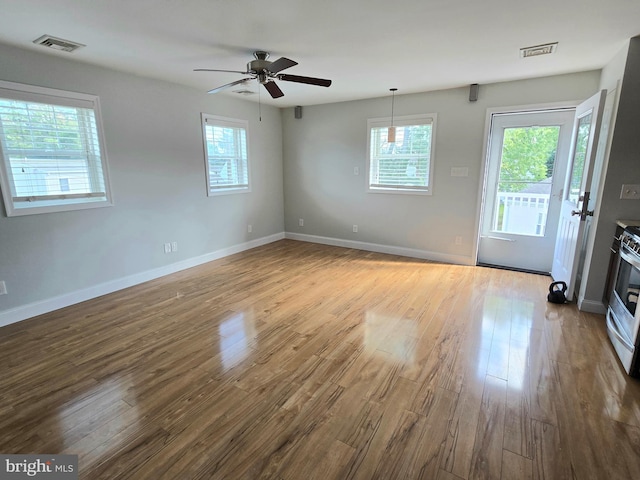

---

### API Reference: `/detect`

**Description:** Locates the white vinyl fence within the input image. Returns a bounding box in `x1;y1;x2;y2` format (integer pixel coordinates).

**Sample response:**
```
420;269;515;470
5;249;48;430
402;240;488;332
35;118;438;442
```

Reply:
493;192;550;236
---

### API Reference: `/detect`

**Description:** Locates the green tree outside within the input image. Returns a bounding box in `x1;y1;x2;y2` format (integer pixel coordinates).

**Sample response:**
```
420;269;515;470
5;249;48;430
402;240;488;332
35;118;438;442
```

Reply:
377;124;432;186
0;100;84;152
498;126;560;192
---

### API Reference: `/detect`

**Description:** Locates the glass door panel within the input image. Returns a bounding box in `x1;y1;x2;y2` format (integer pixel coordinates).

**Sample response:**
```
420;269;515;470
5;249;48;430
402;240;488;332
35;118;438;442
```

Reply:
567;113;592;204
492;126;561;237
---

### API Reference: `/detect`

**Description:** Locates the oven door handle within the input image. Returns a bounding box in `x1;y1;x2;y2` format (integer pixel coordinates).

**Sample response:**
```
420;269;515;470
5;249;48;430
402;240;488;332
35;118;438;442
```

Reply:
607;309;635;352
620;247;640;270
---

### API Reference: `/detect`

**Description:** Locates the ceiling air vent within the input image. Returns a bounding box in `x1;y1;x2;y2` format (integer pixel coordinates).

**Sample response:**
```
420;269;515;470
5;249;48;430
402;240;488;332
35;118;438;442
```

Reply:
520;42;558;58
33;35;85;53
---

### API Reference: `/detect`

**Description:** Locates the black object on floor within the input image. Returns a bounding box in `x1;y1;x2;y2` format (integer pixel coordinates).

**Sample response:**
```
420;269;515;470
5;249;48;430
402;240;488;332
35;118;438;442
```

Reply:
547;281;568;304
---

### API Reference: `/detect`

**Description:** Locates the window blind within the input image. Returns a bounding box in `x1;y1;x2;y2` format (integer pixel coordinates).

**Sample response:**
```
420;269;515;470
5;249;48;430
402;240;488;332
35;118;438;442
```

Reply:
368;117;435;193
0;100;106;202
0;81;112;216
202;114;249;194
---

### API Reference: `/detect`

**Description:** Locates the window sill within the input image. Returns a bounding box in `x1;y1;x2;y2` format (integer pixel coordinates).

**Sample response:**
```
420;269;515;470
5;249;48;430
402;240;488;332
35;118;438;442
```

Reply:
207;186;251;196
5;198;113;217
367;186;432;196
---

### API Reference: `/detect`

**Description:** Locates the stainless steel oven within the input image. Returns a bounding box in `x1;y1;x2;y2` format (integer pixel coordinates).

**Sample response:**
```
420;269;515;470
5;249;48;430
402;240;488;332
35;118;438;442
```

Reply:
607;226;640;376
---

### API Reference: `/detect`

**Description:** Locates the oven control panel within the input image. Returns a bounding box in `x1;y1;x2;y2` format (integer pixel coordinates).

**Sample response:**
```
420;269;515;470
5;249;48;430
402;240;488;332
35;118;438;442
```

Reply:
622;230;640;255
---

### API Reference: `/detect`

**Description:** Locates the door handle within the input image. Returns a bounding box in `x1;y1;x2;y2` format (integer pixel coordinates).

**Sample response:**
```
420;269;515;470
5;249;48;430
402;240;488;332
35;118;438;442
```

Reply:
573;191;592;221
575;209;594;216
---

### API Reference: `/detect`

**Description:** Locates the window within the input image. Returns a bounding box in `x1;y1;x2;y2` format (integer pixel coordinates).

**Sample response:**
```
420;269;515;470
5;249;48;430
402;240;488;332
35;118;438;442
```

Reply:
0;80;112;216
201;113;250;195
367;114;436;194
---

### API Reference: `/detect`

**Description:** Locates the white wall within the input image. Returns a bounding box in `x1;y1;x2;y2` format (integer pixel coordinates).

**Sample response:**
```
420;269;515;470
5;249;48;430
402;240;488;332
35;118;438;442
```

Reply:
0;43;285;325
282;72;600;264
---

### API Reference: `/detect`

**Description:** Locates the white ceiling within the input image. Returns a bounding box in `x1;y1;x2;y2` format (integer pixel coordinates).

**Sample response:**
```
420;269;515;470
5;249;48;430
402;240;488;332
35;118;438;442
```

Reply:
0;0;639;107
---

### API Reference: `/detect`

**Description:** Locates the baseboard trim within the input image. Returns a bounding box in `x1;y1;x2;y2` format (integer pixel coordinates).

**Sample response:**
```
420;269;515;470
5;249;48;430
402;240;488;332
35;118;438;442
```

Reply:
0;232;285;328
285;232;474;266
577;297;607;315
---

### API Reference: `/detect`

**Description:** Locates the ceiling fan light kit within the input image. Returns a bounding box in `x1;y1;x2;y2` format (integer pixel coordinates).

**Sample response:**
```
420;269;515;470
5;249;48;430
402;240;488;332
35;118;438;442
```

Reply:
195;51;332;99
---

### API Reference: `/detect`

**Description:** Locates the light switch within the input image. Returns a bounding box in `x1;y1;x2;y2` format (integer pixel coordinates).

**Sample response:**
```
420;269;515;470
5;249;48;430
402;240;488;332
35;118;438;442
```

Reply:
451;167;469;177
621;184;640;200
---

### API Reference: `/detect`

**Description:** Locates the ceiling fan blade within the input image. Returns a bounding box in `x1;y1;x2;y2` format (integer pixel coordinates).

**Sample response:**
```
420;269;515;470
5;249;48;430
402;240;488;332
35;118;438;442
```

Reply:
194;68;250;74
268;57;298;74
264;81;284;98
278;74;332;87
207;78;252;94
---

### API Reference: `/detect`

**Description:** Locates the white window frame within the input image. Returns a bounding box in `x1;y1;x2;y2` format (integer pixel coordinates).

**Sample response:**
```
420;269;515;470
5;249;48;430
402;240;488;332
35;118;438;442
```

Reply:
0;80;113;217
366;113;437;195
201;113;251;196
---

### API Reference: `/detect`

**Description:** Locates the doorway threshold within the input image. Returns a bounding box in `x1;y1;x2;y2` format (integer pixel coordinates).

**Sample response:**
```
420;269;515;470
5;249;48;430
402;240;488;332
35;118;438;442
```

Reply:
477;262;551;276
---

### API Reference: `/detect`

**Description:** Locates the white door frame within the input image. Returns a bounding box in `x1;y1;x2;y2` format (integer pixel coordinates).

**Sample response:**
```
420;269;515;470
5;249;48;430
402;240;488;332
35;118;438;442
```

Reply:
551;90;607;300
478;109;575;272
575;83;621;313
473;101;582;266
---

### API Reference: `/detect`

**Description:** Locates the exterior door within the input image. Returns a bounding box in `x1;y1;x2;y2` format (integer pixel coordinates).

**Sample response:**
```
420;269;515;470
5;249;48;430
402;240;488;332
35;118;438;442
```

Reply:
478;109;575;272
551;90;607;299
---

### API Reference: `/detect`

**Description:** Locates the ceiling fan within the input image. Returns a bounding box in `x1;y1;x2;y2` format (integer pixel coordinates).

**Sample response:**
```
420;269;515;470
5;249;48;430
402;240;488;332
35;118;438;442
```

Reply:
195;51;332;98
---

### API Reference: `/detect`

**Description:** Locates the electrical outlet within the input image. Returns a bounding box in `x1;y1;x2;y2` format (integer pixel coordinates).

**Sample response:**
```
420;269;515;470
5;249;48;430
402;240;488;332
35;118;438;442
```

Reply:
247;224;252;233
299;218;304;227
0;281;7;295
164;243;171;254
171;241;178;252
354;166;359;175
455;236;463;245
353;225;358;233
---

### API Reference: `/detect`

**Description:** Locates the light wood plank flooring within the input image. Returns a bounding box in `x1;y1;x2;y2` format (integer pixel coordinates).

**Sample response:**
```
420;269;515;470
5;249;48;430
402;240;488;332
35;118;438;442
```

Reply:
1;240;639;479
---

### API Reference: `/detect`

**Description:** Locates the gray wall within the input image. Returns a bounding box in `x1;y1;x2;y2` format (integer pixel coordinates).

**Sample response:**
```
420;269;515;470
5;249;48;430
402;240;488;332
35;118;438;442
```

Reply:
2;37;626;325
0;43;285;321
282;72;600;263
582;37;640;304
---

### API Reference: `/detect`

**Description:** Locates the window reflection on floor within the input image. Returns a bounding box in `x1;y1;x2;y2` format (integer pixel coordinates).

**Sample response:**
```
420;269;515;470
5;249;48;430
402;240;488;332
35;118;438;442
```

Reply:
481;295;533;391
365;310;416;363
219;312;255;372
59;375;139;452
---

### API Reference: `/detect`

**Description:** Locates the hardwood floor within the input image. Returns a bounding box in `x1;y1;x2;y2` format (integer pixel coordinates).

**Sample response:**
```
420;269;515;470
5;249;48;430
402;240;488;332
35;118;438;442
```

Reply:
1;239;639;479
